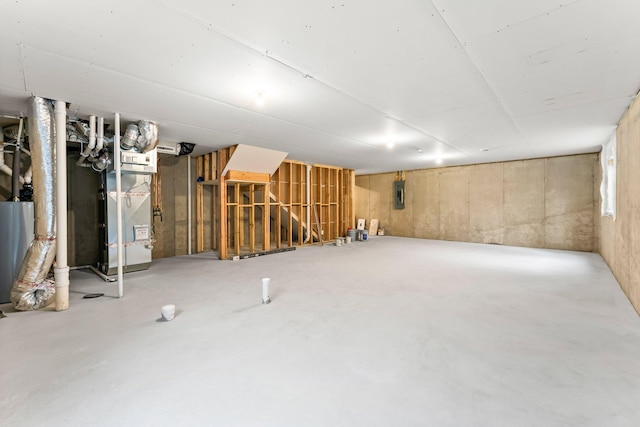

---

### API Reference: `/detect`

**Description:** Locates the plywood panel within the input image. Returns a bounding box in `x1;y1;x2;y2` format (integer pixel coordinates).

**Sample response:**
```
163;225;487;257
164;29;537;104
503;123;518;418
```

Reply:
221;144;287;176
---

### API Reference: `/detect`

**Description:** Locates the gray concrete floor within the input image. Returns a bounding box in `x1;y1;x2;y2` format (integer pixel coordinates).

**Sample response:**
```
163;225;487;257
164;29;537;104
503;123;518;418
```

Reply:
1;237;640;426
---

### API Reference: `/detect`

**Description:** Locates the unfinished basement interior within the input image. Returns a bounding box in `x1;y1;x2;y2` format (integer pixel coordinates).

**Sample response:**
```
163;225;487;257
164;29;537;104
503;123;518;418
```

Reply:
1;1;640;426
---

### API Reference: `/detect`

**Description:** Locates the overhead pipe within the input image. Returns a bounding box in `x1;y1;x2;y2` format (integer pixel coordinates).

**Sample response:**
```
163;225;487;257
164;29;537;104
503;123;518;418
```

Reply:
24;165;32;184
54;100;69;311
1;123;29;187
76;115;96;167
115;112;124;298
11;97;57;311
0;126;11;177
96;116;104;151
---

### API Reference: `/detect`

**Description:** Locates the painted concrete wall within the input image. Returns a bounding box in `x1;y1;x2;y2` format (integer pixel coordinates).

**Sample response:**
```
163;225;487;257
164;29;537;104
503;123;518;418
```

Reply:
599;95;640;314
356;153;598;252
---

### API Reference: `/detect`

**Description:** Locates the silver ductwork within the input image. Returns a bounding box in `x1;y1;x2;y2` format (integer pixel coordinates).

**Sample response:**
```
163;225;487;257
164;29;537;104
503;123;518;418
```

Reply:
121;123;139;151
135;120;158;153
11;97;57;311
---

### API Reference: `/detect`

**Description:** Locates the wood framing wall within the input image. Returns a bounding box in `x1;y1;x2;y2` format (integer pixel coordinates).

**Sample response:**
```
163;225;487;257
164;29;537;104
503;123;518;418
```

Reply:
194;146;355;259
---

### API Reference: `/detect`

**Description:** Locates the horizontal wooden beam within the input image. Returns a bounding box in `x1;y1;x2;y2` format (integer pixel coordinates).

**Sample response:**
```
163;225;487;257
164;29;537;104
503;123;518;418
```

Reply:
226;170;270;183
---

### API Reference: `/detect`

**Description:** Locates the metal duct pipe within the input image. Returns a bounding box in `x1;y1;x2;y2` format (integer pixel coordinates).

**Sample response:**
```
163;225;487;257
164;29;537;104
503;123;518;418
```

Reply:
121;123;138;151
76;115;96;167
11;97;57;311
54;100;69;311
135;120;158;153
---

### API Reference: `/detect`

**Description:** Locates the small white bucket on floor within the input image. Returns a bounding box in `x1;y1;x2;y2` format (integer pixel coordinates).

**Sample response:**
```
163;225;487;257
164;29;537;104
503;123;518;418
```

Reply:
161;304;175;321
346;236;352;244
336;238;342;246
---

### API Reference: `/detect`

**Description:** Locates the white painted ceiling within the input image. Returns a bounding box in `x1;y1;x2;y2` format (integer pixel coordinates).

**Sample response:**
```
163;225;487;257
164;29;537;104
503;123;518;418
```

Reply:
1;0;639;174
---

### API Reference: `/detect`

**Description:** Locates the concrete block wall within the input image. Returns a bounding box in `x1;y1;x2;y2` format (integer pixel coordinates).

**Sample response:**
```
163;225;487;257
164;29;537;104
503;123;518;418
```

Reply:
355;153;598;252
599;94;640;315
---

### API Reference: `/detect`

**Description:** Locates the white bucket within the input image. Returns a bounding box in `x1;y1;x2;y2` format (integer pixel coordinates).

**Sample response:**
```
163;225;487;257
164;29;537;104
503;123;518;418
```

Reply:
161;304;175;321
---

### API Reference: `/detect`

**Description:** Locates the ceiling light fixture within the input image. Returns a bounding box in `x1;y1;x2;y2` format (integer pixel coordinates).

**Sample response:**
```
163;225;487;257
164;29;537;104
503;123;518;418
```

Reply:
386;141;395;149
435;158;443;164
255;91;265;106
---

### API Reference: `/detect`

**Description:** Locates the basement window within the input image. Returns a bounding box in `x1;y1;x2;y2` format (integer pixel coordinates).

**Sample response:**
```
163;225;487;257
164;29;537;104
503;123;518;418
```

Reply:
600;134;616;218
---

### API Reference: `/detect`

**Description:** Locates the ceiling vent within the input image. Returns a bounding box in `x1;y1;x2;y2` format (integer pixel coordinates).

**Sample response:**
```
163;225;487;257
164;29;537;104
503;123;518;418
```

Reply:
156;143;178;155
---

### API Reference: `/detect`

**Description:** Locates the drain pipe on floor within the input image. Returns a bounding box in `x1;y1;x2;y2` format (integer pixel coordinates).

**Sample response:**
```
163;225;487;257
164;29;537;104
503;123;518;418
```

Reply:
115;112;124;298
54;100;69;311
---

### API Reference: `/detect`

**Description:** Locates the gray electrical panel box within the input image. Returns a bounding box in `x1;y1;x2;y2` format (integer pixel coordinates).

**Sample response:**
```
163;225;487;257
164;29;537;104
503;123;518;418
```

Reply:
0;202;34;303
394;181;405;210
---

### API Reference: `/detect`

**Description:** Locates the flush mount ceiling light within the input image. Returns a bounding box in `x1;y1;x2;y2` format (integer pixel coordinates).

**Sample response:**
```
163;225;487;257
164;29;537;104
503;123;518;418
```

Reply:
435;158;443;164
255;91;265;106
386;140;395;149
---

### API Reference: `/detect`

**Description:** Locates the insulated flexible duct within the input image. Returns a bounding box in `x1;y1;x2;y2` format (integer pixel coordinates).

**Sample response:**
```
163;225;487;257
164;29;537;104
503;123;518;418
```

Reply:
11;97;57;311
135;120;158;153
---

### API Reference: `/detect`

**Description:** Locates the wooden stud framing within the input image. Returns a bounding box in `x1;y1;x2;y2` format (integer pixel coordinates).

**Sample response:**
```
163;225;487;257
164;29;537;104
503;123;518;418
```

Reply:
194;149;354;259
218;149;228;260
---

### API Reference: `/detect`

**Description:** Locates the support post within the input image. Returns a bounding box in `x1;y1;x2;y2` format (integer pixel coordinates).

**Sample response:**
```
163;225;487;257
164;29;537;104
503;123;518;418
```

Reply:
115;113;124;298
54;100;69;311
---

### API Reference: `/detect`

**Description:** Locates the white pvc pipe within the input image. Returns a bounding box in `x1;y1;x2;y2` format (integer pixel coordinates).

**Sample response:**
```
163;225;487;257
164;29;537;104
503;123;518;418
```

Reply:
24;165;32;184
97;116;104;151
262;277;271;304
0;124;27;183
115;113;124;298
54;100;69;311
304;164;312;243
0;127;11;177
187;155;192;255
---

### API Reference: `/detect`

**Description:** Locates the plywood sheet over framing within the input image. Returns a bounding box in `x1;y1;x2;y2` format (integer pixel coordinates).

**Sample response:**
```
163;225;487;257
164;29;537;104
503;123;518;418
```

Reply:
195;146;355;260
221;144;288;177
